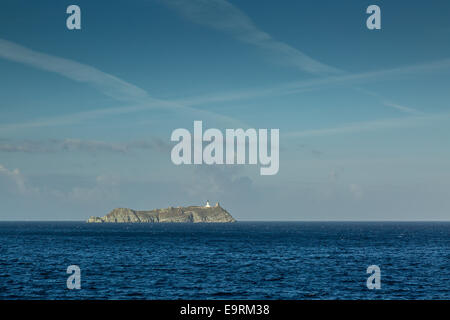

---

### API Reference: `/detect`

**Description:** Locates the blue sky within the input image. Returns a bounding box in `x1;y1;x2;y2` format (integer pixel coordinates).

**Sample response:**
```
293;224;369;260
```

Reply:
1;0;450;220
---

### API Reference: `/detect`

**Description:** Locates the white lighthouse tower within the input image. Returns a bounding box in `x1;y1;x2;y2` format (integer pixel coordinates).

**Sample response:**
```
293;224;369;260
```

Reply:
205;200;211;208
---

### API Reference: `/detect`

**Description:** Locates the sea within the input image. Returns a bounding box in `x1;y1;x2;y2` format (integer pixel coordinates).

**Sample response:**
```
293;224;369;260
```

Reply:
0;221;449;300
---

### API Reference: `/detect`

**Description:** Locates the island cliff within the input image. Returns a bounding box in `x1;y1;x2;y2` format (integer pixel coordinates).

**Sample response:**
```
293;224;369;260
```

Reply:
87;202;236;223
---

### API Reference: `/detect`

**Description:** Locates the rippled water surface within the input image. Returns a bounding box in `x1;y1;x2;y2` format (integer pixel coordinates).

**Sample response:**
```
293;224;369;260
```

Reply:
0;222;449;299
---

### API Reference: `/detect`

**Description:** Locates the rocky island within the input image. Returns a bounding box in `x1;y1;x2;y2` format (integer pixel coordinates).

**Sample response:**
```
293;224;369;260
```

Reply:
87;201;236;223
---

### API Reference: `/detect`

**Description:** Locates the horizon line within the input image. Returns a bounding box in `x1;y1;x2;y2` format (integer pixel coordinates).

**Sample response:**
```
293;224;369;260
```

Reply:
0;220;449;223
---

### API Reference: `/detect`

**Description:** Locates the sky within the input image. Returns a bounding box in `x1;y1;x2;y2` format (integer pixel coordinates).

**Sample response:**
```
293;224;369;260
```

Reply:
1;0;450;220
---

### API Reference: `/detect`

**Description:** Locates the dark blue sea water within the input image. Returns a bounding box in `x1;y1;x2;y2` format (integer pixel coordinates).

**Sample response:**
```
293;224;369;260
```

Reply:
0;222;449;300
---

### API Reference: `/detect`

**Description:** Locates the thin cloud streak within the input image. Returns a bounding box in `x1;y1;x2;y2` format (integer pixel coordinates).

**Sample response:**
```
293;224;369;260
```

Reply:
3;54;446;132
0;101;246;132
0;39;247;130
354;87;424;115
175;58;450;108
163;0;450;115
1;36;448;132
0;138;171;154
284;112;450;138
382;102;425;116
164;0;342;76
0;39;148;102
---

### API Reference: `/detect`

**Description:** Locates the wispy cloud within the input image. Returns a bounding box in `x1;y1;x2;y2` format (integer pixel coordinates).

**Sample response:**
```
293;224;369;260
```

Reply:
0;101;246;132
175;58;450;108
0;163;121;203
164;0;342;76
0;39;149;102
0;163;29;194
1;30;449;133
349;184;363;199
0;39;246;130
354;87;424;115
66;174;121;203
187;165;253;198
0;138;171;154
382;101;424;116
163;0;450;113
2;51;445;132
284;112;450;138
59;138;171;154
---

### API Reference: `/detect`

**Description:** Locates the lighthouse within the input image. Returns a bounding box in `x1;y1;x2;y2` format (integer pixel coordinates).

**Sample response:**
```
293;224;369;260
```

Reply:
205;200;211;208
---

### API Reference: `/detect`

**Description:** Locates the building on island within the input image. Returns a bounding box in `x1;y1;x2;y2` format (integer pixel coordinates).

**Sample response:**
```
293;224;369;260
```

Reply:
205;200;221;208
